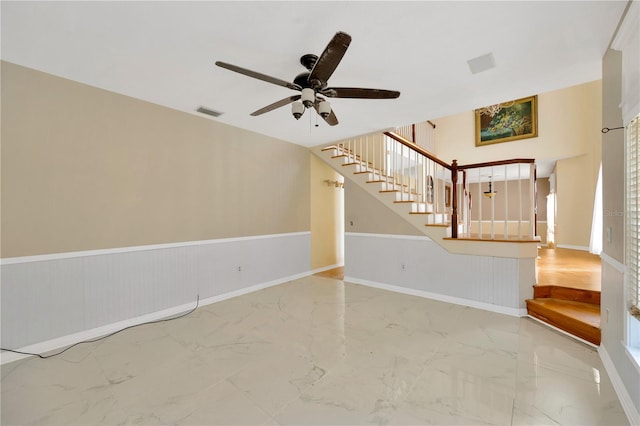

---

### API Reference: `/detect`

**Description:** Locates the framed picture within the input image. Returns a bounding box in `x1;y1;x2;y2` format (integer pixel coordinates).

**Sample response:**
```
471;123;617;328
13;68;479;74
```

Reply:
445;184;451;208
475;95;538;146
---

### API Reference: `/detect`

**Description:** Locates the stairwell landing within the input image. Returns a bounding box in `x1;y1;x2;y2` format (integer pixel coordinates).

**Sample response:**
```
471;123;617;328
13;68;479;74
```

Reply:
526;247;602;346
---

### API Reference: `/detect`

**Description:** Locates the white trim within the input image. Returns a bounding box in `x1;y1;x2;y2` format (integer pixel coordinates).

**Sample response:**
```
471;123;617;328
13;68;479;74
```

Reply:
311;263;343;275
599;345;640;426
344;232;431;242
0;232;311;265
625;344;640;376
344;276;527;317
470;219;536;223
0;270;313;365
611;0;640;125
526;315;598;349
556;244;590;252
602;252;626;274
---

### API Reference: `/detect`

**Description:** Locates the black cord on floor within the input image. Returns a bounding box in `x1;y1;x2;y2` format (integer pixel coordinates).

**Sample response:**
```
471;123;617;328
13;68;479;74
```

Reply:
0;295;200;360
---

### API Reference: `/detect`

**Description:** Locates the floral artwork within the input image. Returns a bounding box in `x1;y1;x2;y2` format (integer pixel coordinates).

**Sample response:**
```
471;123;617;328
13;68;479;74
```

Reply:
475;95;538;146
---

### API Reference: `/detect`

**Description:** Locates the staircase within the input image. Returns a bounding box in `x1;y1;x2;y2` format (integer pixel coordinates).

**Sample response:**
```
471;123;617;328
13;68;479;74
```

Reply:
316;131;539;256
318;142;456;258
317;128;600;346
526;248;602;346
314;128;542;316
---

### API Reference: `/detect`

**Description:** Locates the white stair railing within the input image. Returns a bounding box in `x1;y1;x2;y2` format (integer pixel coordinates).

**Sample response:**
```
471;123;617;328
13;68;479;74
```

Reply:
325;124;536;240
330;131;458;226
458;159;537;240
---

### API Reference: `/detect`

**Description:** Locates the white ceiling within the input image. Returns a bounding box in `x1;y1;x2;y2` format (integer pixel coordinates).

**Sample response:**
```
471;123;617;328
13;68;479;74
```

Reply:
1;1;627;150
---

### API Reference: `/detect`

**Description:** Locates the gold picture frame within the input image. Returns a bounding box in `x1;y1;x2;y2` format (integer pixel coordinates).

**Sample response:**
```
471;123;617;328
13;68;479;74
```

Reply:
475;95;538;146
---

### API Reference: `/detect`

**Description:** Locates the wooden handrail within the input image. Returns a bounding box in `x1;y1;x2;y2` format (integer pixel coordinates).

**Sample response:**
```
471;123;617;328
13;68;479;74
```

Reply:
385;131;533;172
383;131;452;170
457;158;535;170
336;129;536;240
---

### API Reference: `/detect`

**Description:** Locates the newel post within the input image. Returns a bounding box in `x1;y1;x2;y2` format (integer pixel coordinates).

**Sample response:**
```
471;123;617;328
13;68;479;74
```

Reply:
451;160;458;238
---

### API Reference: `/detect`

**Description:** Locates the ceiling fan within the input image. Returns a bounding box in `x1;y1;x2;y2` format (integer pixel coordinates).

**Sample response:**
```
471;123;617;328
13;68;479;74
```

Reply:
215;31;400;126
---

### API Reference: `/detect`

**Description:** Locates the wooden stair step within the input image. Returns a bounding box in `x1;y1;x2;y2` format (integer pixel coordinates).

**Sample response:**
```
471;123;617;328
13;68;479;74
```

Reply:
533;285;600;305
526;298;601;345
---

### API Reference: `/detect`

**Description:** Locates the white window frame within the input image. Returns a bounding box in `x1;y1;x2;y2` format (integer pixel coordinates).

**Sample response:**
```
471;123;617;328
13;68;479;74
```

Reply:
625;115;640;368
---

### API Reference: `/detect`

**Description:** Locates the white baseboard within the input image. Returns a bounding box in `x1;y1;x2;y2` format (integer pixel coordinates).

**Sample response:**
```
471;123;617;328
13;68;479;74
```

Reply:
599;345;640;426
311;263;343;274
556;244;590;251
526;315;598;349
1;270;313;365
601;252;626;274
344;276;527;317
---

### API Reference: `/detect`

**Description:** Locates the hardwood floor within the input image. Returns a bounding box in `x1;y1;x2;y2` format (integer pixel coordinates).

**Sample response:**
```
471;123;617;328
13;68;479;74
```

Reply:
536;247;601;291
314;266;344;280
529;247;602;345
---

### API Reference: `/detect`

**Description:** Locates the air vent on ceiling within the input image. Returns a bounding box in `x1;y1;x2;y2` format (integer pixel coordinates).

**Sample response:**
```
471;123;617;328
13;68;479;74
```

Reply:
467;53;496;75
196;106;223;117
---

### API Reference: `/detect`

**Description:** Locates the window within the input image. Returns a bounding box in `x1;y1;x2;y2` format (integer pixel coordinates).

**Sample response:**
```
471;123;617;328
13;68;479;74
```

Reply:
626;114;640;354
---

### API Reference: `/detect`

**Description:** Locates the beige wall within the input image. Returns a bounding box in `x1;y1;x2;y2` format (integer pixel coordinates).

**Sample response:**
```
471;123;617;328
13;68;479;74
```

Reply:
310;154;344;269
433;80;603;166
1;62;310;257
433;81;602;248
555;154;600;248
344;180;422;236
602;49;625;263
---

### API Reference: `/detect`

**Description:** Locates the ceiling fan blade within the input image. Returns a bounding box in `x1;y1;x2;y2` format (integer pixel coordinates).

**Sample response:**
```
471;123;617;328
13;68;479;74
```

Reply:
314;101;339;126
321;87;401;99
250;95;301;116
308;32;352;86
216;61;301;91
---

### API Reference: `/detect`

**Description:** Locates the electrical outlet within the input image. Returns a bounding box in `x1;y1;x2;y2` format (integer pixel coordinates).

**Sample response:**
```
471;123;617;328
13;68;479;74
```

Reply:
237;266;242;272
606;227;612;243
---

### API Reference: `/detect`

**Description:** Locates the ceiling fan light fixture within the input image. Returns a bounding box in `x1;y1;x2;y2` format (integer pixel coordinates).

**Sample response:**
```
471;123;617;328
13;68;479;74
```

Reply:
318;100;331;118
301;88;315;108
291;101;305;119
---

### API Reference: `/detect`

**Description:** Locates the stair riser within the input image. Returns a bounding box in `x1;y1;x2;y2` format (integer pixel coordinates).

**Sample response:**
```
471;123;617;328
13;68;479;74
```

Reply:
394;192;415;202
426;214;447;224
410;203;434;213
377;182;404;191
533;286;600;305
526;301;601;345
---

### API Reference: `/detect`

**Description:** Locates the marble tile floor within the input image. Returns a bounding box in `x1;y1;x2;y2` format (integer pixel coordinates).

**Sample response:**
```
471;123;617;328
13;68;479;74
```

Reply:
0;275;630;425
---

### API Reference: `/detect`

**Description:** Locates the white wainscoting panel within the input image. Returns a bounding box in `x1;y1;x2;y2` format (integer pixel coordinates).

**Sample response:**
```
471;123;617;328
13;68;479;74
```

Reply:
344;233;533;315
1;232;310;351
1;257;86;350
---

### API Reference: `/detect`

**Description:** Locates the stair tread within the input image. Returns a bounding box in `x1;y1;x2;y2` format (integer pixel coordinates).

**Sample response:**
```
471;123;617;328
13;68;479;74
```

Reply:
533;285;600;305
534;284;601;294
526;298;600;328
